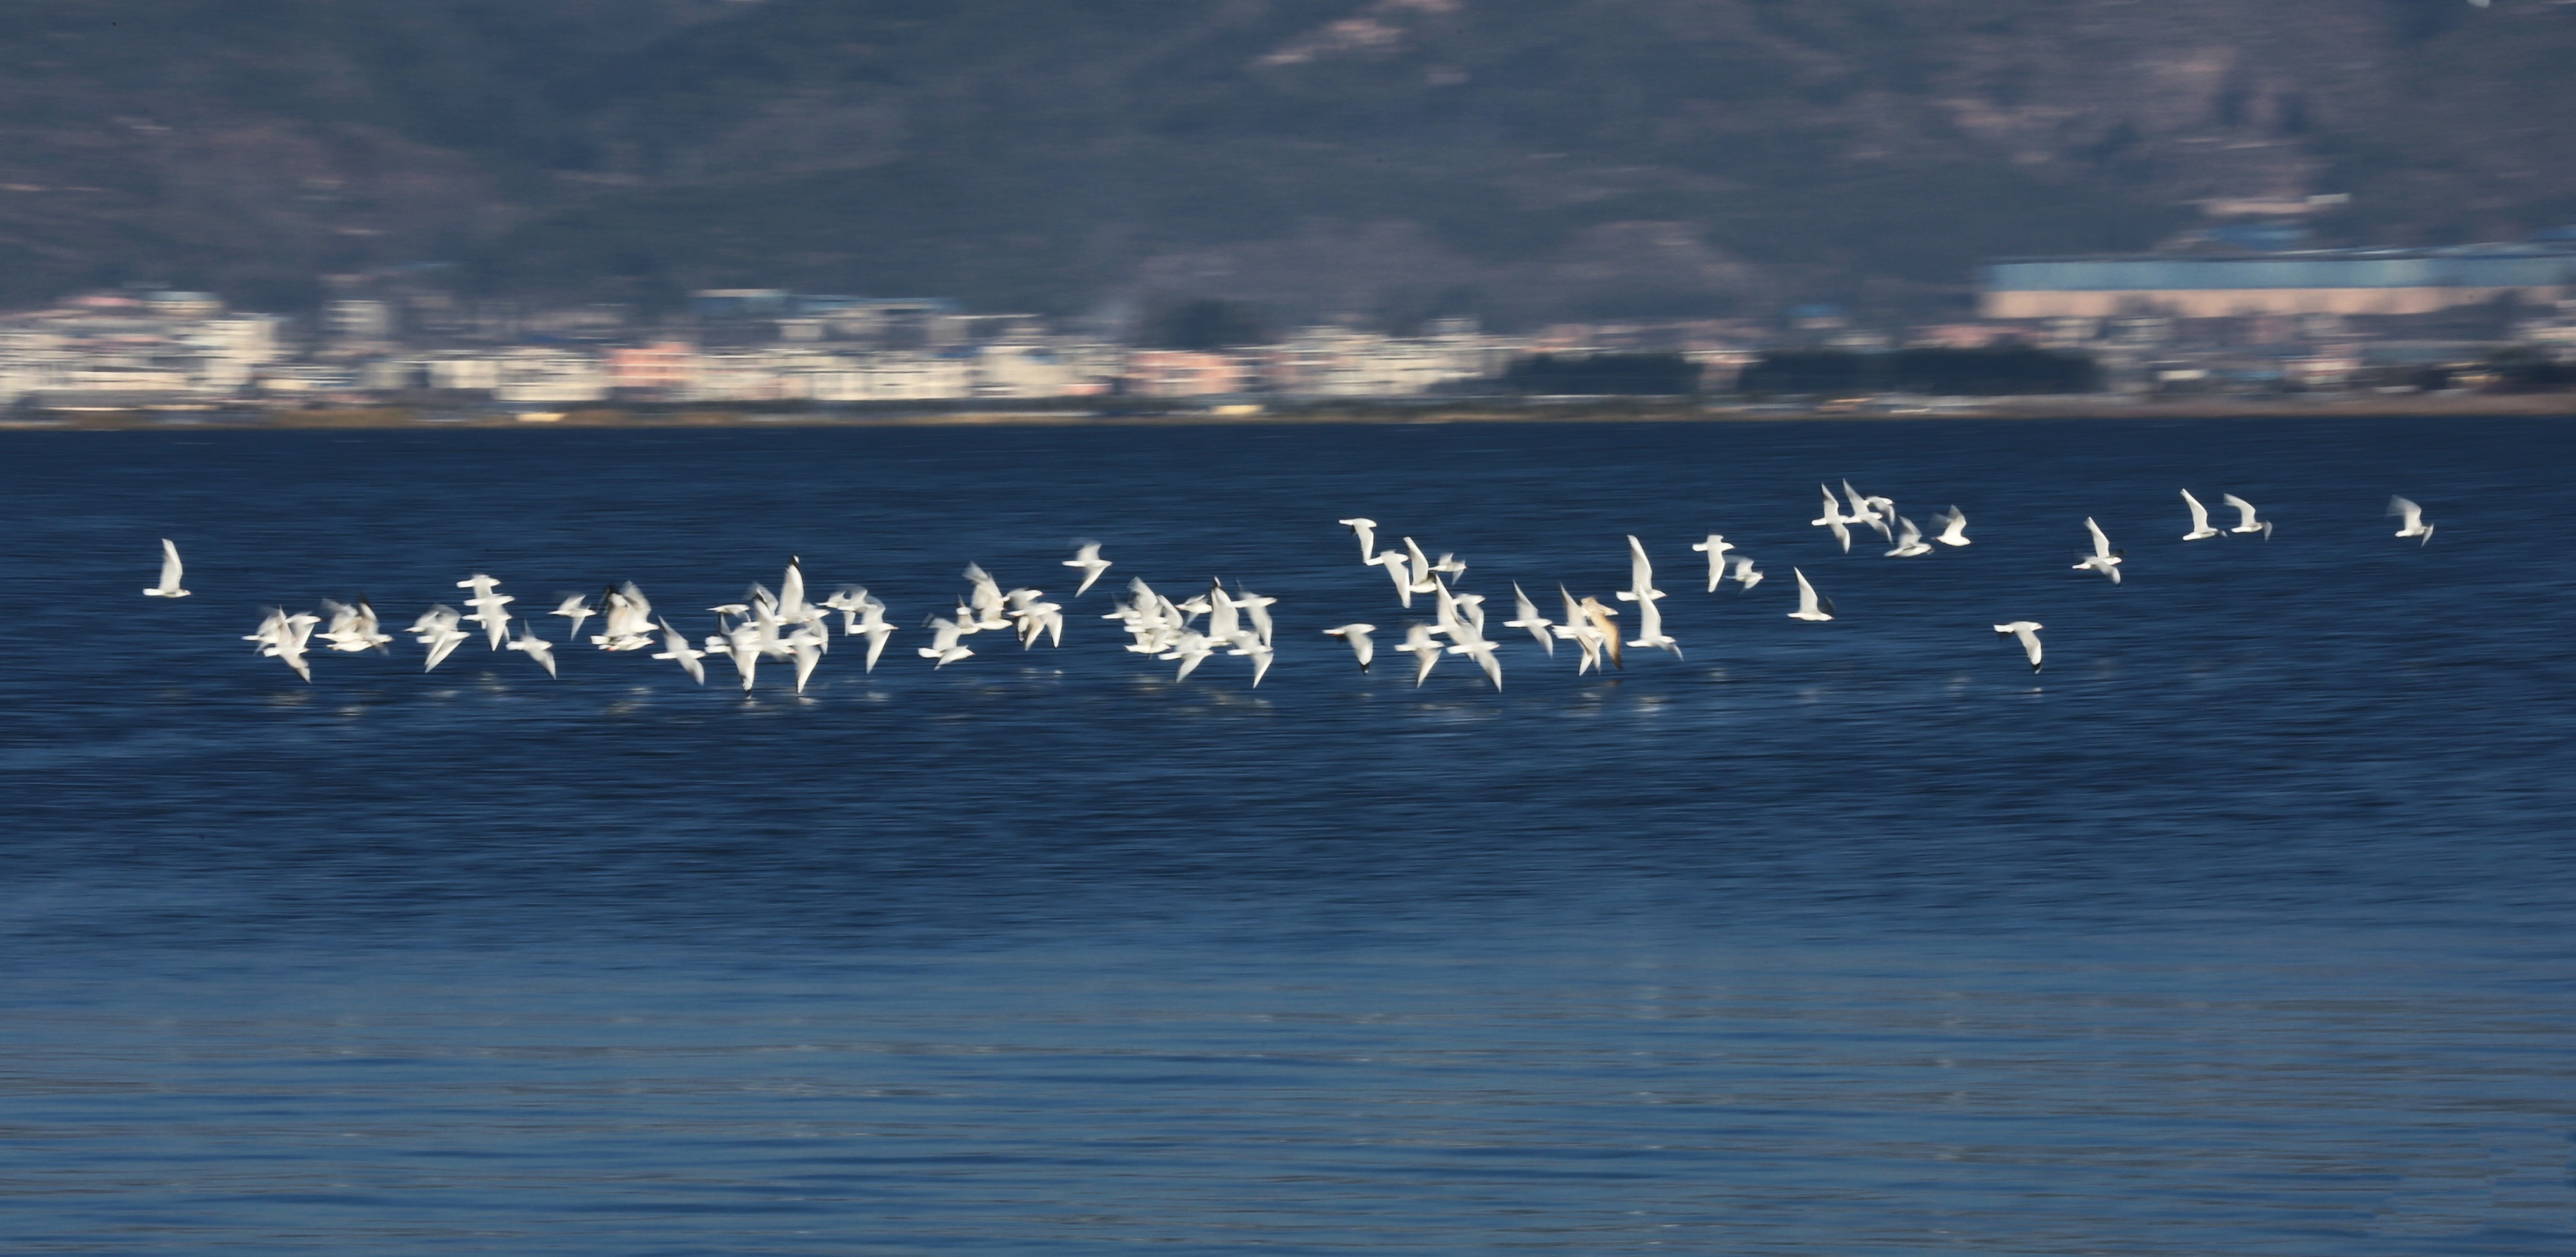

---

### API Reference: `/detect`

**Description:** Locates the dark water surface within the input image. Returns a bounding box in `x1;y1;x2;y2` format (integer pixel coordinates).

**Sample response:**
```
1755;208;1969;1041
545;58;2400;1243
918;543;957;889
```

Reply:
3;419;2572;1253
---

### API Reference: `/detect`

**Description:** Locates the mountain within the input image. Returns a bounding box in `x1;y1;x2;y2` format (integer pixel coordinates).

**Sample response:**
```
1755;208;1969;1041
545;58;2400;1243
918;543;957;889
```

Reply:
4;0;2572;327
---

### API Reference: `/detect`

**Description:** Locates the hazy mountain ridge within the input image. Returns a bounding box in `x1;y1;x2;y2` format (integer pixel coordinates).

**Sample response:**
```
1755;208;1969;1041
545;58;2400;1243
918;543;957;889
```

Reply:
1;0;2569;324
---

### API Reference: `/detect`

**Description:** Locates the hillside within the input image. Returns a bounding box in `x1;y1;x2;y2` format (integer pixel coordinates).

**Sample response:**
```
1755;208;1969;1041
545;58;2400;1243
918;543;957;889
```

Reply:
3;0;2572;326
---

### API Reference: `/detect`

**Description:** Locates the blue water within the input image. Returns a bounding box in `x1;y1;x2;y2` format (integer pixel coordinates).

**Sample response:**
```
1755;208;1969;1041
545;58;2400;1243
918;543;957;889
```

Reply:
3;419;2572;1253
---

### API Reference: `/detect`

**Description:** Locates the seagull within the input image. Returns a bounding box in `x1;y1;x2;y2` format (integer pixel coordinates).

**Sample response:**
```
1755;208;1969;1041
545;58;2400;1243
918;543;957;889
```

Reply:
2074;517;2124;583
1162;629;1215;681
1446;629;1506;689
1625;592;1682;659
1994;620;2043;673
1397;623;1445;686
1338;517;1378;563
786;625;827;694
652;618;708;684
1885;516;1933;558
1845;480;1893;542
1811;485;1853;553
854;598;897;671
551;593;597;640
1729;554;1765;590
143;539;190;598
1323;623;1378;672
1577;595;1623;670
315;599;392;653
1931;507;1971;547
2390;495;2434;545
2181;490;2223;541
1371;548;1415;606
1553;586;1604;674
1402;537;1439;594
506;622;559;678
411;605;470;672
1063;542;1112;596
456;574;514;650
1787;568;1835;621
2219;494;2273;539
1503;584;1554;654
1433;552;1467;582
1691;534;1735;591
918;615;974;668
1615;535;1666;606
778;557;811;623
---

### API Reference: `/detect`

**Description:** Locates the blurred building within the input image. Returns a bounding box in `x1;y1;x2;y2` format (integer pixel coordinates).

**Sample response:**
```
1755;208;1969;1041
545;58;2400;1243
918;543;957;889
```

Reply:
1983;242;2576;319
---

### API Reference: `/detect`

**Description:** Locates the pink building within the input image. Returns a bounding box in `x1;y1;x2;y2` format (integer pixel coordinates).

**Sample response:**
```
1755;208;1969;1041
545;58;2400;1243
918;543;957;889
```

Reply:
607;343;700;393
1125;350;1246;397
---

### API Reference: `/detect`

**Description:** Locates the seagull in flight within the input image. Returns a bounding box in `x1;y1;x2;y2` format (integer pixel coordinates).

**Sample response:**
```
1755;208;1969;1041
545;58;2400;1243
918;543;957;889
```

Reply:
2074;517;2124;583
1323;623;1378;672
1885;516;1933;558
506;622;559;678
1931;507;1971;547
1503;584;1555;654
1994;621;2043;673
2219;494;2273;539
411;606;471;672
457;574;514;650
1691;534;1735;591
2180;490;2223;541
1062;542;1112;596
1787;568;1835;621
652;618;708;684
551;593;597;640
1729;554;1765;589
1811;486;1853;553
144;539;190;598
1338;517;1378;563
2390;495;2435;545
1397;623;1445;687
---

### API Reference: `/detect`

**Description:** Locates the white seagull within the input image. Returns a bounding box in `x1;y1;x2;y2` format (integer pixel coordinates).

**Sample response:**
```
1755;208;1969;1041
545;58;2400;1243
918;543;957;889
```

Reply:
1338;517;1378;563
2219;494;2273;539
551;593;597;640
1691;534;1735;591
506;622;559;678
1931;507;1971;547
1885;516;1933;558
1730;554;1765;589
2390;495;2435;545
2073;517;2124;583
1994;621;2043;673
2181;490;2223;542
1811;485;1853;553
144;539;190;598
1062;542;1113;596
1397;623;1445;687
652;618;708;684
1323;623;1378;672
1787;568;1835;622
1503;584;1555;654
457;574;514;650
411;605;471;673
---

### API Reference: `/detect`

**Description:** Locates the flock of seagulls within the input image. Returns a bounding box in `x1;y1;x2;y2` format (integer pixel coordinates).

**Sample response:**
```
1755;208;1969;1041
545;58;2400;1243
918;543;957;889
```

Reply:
159;489;2437;692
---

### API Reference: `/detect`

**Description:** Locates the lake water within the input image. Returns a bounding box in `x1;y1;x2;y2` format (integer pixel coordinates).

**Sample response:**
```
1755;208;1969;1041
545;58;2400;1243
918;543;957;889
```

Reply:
4;418;2572;1253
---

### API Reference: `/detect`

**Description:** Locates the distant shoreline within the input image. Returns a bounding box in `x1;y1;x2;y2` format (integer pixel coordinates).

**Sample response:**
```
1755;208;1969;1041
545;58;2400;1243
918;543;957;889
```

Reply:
5;393;2574;431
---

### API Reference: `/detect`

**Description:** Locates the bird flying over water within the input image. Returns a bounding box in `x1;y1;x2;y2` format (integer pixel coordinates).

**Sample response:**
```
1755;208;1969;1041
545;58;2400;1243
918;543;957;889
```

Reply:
2390;495;2434;545
2074;518;2123;583
1691;534;1734;591
144;539;190;598
1337;517;1378;564
1324;623;1378;672
1994;621;2043;673
1788;568;1834;621
1931;507;1971;547
2219;494;2272;539
2181;491;2222;542
1063;542;1112;596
